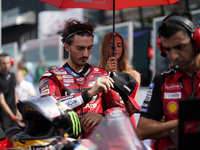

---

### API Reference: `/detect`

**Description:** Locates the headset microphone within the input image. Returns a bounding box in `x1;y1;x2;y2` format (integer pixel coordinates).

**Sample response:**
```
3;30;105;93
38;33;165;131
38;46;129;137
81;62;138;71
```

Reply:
171;53;197;69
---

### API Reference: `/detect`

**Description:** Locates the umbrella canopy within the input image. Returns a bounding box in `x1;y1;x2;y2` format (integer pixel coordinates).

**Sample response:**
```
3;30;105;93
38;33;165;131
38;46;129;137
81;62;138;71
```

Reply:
39;0;180;55
39;0;179;10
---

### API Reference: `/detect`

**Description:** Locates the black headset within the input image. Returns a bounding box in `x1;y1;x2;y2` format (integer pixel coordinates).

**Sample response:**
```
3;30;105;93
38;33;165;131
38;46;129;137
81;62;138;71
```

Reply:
157;15;200;57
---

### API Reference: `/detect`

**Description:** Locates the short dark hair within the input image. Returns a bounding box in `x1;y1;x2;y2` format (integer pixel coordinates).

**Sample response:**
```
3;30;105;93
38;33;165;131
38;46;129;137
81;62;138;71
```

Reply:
158;11;197;38
61;19;94;45
0;53;10;58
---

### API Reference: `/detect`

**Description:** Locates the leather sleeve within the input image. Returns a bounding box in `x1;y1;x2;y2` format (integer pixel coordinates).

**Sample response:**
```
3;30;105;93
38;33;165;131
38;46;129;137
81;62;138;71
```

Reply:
39;77;86;109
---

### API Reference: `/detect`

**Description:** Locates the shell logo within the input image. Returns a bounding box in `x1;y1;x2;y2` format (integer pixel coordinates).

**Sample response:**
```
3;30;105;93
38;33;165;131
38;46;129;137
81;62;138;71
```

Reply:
167;102;178;113
57;75;62;80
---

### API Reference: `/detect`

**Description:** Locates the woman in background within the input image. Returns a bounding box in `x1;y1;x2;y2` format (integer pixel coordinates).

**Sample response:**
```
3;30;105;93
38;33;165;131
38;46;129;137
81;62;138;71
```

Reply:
99;32;141;128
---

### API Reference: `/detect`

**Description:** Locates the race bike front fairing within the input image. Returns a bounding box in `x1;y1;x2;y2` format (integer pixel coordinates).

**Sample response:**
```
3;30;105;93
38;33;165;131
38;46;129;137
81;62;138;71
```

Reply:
13;95;82;150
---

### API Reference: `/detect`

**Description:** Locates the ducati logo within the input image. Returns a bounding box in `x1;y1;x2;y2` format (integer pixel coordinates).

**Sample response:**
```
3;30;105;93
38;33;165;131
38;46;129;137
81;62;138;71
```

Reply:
76;78;86;82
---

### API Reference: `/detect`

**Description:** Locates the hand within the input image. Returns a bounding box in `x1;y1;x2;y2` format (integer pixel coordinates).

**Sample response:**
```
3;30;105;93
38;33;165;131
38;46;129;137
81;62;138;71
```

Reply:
15;110;26;128
87;76;114;97
67;110;82;138
81;111;104;129
106;57;118;72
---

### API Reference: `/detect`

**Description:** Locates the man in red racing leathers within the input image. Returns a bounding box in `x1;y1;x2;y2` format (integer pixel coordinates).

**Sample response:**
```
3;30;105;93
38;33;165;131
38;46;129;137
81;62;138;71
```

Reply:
39;19;139;138
40;62;124;137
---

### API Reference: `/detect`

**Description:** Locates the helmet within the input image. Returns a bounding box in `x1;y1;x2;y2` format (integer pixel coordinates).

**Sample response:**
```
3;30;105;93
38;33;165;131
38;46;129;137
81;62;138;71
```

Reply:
13;95;79;150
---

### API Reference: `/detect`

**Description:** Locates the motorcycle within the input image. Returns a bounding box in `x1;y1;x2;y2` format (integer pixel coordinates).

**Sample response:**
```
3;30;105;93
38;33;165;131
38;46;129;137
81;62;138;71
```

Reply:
51;107;152;150
0;95;151;150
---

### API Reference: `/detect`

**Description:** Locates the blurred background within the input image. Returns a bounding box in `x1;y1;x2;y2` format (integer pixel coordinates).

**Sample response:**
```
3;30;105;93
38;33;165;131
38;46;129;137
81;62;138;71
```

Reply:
1;0;200;88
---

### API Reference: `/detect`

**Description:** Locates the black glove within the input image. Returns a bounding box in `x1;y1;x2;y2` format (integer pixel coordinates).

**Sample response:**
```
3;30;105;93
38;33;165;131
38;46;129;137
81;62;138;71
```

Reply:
66;110;82;138
54;110;82;139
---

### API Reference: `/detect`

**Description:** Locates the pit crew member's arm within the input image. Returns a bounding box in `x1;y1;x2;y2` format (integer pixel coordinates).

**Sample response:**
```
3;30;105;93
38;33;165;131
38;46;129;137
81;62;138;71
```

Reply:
136;76;178;140
0;93;25;127
136;116;178;140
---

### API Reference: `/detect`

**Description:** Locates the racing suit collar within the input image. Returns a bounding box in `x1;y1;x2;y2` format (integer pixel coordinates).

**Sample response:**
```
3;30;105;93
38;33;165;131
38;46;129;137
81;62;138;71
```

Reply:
63;62;92;77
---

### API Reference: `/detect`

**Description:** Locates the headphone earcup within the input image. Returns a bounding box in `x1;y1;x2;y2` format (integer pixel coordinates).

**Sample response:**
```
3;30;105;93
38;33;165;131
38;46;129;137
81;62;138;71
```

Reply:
192;28;200;53
157;37;167;57
10;58;14;66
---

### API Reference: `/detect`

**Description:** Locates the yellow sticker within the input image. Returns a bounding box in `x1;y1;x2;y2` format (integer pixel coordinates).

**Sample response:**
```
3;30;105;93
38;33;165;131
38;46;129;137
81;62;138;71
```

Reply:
167;102;178;113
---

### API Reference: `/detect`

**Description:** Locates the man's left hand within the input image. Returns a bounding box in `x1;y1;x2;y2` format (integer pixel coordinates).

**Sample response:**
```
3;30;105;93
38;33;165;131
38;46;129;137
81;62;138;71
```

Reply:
80;111;104;129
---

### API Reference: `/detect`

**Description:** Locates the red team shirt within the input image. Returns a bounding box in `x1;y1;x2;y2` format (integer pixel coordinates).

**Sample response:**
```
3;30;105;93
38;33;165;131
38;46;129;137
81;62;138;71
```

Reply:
140;67;200;150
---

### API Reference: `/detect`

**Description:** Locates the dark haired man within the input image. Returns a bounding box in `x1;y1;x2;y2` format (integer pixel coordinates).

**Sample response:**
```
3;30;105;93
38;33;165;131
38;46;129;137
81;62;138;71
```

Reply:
39;19;126;138
0;53;25;131
136;11;200;150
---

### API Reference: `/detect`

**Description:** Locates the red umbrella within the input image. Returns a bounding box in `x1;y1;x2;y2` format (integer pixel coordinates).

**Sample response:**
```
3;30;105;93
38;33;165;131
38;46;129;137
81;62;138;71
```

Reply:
39;0;180;55
39;0;179;10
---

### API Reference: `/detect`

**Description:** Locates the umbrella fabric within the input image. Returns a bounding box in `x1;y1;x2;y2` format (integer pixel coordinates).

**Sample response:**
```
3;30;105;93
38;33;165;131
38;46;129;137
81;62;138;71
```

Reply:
39;0;180;10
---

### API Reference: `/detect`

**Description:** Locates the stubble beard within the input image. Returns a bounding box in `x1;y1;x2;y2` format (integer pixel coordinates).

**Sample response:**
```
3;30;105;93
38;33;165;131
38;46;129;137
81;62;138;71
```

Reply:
70;55;87;67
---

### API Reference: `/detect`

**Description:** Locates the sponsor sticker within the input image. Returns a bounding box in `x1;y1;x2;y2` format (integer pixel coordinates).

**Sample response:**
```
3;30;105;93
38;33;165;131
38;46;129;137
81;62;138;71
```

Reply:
65;99;78;106
58;95;75;102
63;75;73;78
123;85;131;93
64;84;70;87
149;82;154;89
144;95;151;102
94;68;99;72
76;78;86;82
41;84;49;91
167;102;178;113
54;71;67;74
85;103;97;109
140;108;148;113
59;69;66;71
147;89;153;95
165;83;181;90
41;89;49;95
164;92;181;99
88;81;95;87
65;67;79;77
40;79;49;89
56;75;62;80
83;68;91;76
110;111;122;118
142;103;149;107
63;79;74;83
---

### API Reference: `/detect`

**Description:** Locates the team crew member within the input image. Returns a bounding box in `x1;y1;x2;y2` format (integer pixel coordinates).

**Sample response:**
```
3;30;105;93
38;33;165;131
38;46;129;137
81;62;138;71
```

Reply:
136;11;200;150
0;53;25;130
39;19;126;138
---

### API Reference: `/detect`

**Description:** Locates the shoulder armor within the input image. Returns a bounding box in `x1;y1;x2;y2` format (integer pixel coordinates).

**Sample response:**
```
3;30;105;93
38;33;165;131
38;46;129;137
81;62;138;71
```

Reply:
41;71;53;78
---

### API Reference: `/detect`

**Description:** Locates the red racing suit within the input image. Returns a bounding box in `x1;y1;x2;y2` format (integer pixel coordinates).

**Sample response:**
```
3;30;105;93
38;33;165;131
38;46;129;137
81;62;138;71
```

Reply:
39;63;124;138
140;67;200;150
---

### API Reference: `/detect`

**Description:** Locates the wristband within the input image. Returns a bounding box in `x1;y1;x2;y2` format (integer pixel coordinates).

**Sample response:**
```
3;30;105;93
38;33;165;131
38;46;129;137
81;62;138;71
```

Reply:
82;90;92;104
11;115;16;120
